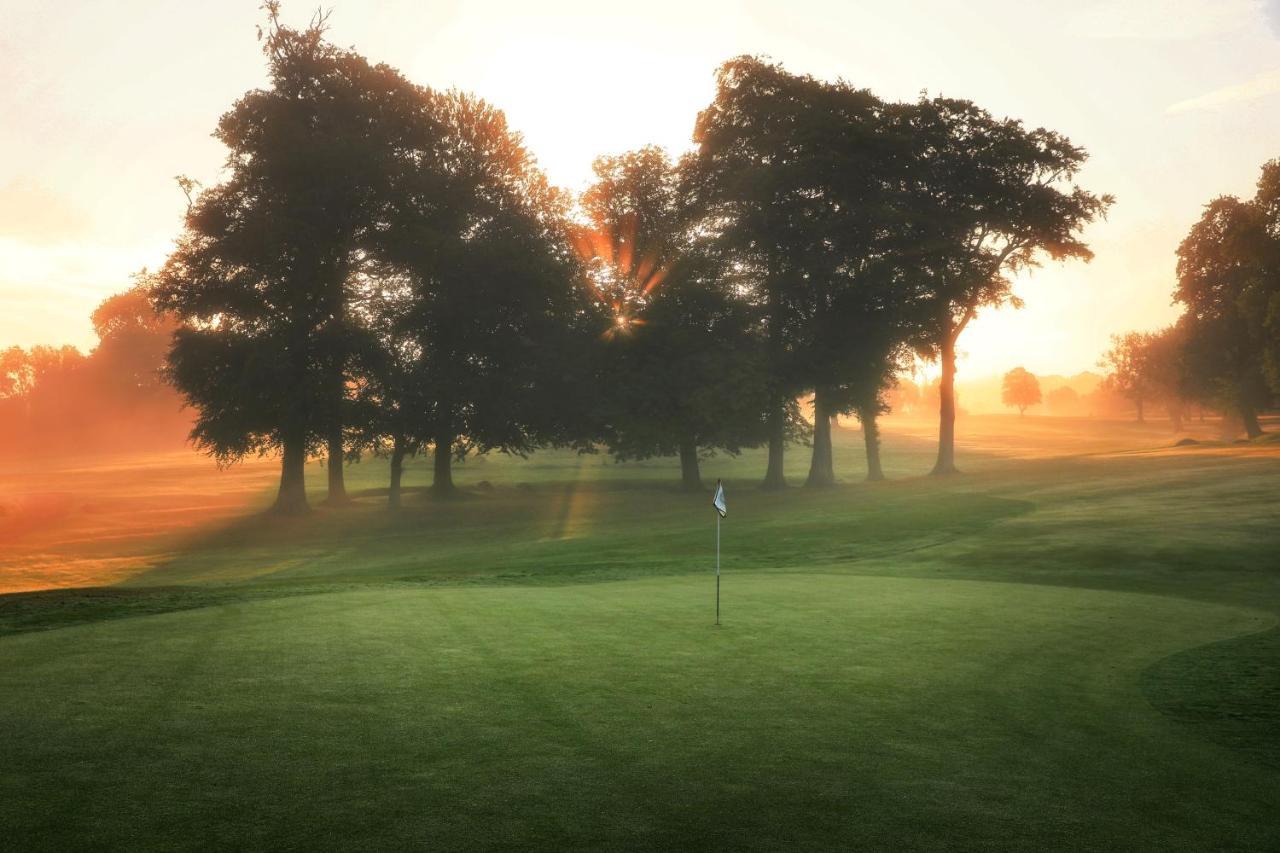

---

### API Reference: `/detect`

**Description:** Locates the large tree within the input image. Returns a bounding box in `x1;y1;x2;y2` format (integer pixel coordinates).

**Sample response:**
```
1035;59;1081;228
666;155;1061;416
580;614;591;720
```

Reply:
153;10;421;512
692;57;915;488
1175;188;1275;438
577;147;771;490
371;90;597;497
893;98;1112;473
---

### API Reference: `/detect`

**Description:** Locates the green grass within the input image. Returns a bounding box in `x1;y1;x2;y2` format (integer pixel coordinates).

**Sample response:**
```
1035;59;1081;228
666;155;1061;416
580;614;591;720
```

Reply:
1;417;1279;851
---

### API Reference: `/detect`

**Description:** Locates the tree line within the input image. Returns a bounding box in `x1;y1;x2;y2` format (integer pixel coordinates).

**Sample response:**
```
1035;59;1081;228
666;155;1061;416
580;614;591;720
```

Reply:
1100;159;1280;438
0;284;187;457
148;8;1111;513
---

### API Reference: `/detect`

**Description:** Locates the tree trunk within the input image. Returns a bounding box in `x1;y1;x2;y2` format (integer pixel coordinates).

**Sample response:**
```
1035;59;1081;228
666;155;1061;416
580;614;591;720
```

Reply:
274;428;309;515
931;329;959;475
1241;403;1263;439
679;440;702;491
388;435;407;509
325;423;348;504
859;404;885;482
1168;404;1184;433
1135;397;1145;423
762;405;788;490
433;430;456;496
805;389;835;487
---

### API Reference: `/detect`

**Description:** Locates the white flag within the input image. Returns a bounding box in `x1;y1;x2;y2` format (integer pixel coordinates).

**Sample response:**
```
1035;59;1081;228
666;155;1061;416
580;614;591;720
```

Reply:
712;479;727;518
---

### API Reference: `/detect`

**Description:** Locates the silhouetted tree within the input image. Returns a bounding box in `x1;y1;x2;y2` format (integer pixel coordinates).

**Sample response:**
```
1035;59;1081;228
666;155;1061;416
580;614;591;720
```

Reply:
372;90;596;497
691;57;819;489
153;10;421;512
893;97;1112;473
693;57;916;488
1001;367;1041;415
578;147;770;490
347;270;425;508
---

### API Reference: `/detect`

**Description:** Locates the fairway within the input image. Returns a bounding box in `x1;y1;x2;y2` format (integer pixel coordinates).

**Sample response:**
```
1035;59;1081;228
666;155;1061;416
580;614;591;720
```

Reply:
1;419;1279;850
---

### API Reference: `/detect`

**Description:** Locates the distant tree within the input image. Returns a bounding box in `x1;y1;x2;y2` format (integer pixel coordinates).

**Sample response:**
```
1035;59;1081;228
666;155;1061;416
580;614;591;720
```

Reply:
1044;385;1080;416
892;97;1112;473
153;10;420;512
91;279;177;396
1143;324;1191;431
1099;332;1156;422
577;146;770;491
25;345;87;387
0;347;33;401
885;377;921;416
1001;367;1041;415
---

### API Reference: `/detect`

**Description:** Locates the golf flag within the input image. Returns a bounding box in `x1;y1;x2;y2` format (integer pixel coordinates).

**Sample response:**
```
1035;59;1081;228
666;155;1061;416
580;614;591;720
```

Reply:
713;479;725;626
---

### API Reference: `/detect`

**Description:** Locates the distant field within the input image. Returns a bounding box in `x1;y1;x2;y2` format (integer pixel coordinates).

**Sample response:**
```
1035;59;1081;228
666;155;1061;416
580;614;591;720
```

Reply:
1;415;1278;850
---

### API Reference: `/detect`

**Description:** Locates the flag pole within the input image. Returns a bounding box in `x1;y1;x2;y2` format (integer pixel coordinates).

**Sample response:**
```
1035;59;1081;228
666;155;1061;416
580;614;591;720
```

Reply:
715;511;721;626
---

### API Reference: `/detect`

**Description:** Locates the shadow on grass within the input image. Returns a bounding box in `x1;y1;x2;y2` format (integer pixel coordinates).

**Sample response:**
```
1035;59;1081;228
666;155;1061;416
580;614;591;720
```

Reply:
1142;624;1280;770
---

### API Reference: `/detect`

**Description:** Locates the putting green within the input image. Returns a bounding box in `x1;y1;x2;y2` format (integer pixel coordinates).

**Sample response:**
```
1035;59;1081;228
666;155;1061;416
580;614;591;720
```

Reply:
0;573;1273;851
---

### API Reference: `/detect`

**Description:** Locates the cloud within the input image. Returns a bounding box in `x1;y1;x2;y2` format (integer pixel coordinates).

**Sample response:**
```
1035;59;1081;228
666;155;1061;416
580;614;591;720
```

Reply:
0;179;91;246
1073;0;1258;40
1166;68;1280;113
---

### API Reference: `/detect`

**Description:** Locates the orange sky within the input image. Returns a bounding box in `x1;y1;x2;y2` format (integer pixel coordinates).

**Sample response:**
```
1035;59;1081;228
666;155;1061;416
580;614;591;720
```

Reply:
4;0;1280;378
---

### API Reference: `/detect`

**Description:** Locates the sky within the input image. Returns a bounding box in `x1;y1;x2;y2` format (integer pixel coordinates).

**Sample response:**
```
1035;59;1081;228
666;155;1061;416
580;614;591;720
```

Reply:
3;0;1280;379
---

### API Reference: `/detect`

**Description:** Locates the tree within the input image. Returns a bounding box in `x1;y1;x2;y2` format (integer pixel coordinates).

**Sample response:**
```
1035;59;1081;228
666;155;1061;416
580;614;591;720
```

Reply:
1099;332;1155;422
1001;367;1041;415
346;270;425;509
692;57;915;488
0;347;33;401
1174;177;1275;438
690;57;821;489
1251;159;1280;398
153;10;421;512
91;278;177;396
893;97;1112;473
577;147;770;490
885;377;921;417
1045;385;1080;416
1143;324;1191;430
371;90;596;498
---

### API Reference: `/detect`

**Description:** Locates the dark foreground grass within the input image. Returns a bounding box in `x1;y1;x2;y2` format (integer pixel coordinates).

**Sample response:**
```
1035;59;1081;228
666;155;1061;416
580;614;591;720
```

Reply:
1;418;1278;851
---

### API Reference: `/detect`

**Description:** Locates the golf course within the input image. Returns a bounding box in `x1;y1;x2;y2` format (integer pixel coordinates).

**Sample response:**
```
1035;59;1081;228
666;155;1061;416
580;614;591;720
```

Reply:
2;416;1277;851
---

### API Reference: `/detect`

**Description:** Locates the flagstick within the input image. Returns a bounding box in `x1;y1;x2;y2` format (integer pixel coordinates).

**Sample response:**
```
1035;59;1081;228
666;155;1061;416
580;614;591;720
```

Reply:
715;512;721;626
